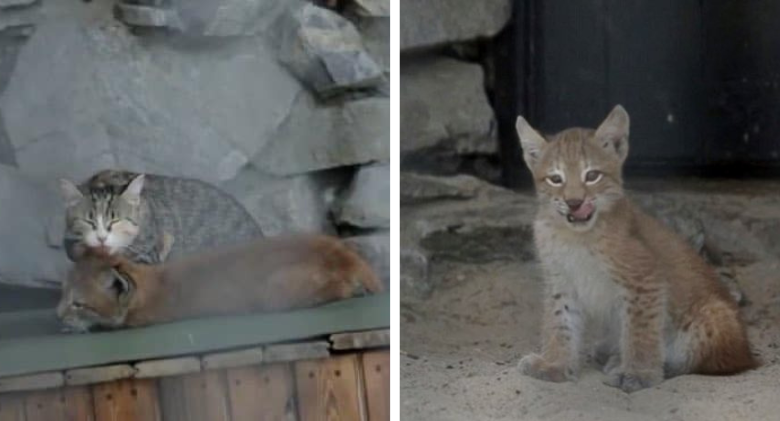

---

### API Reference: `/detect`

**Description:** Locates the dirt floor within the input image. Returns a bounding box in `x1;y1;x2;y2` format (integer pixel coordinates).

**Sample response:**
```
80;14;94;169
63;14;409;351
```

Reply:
401;179;780;421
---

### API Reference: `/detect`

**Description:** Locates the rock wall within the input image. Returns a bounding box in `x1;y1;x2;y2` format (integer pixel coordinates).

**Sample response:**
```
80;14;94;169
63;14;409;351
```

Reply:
400;0;512;297
0;0;389;288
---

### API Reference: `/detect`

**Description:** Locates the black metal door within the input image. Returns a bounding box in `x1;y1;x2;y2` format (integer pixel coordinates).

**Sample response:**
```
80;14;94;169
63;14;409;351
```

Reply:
500;0;780;184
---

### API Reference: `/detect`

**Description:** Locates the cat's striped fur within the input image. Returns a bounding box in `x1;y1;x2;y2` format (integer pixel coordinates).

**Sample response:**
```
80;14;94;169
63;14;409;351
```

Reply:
60;170;263;264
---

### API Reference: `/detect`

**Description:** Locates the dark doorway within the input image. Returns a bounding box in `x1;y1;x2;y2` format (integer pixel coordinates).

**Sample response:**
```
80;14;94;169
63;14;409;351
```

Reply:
497;0;780;187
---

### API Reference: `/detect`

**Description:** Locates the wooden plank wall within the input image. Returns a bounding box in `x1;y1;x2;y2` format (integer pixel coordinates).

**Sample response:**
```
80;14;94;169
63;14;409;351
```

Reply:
0;351;389;421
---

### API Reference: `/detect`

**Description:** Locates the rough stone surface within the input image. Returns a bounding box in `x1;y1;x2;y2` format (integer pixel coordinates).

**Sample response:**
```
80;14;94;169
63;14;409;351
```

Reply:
0;0;390;290
401;56;497;155
115;0;298;37
401;172;488;205
345;231;390;288
0;113;16;166
254;95;389;176
400;0;511;51
352;14;389;75
401;179;535;299
0;0;36;8
0;1;302;184
278;3;383;97
401;247;430;298
0;164;70;288
336;164;389;229
221;165;346;236
348;0;389;17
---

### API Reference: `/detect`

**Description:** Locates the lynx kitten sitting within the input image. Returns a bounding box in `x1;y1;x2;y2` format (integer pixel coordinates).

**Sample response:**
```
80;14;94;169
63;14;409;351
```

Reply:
516;105;756;393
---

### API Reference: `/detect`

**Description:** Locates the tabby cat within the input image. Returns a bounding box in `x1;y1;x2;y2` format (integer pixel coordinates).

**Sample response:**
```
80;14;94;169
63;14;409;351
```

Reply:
59;170;262;264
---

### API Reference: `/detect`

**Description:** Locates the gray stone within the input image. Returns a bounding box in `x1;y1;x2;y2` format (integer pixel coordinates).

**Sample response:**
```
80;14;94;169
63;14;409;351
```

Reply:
0;0;303;184
114;0;298;37
348;0;389;17
254;94;389;176
345;231;389;287
277;3;383;97
400;0;512;51
336;164;389;229
0;164;69;288
0;112;16;166
400;248;430;298
400;173;488;205
401;56;497;155
221;165;345;236
353;15;389;75
0;0;36;8
114;4;171;28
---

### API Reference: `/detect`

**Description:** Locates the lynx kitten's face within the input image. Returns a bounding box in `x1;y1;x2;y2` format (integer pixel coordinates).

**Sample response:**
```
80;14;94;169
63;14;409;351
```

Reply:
57;255;134;332
516;106;630;231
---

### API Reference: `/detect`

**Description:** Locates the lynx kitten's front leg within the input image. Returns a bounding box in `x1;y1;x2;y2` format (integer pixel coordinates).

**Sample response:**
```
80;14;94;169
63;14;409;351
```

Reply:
604;244;665;393
519;286;582;383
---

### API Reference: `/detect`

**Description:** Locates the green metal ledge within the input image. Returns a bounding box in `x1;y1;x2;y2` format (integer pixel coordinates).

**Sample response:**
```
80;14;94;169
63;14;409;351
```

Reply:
0;293;389;378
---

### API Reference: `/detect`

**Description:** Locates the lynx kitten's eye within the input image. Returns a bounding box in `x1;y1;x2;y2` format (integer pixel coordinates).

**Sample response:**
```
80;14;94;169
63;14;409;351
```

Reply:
585;170;602;184
546;174;564;186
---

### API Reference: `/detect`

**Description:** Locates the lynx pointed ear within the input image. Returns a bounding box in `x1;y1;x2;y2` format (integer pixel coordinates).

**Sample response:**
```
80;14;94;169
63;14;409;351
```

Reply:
515;115;547;168
121;174;145;207
108;266;135;303
595;105;630;162
59;179;84;208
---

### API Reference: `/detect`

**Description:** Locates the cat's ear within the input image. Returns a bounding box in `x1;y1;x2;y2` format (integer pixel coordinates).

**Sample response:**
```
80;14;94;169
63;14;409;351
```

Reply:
515;115;547;168
595;105;630;163
121;174;145;207
59;179;84;208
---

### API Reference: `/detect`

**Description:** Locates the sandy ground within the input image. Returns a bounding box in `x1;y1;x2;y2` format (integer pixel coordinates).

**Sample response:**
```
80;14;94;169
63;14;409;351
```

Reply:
401;234;780;420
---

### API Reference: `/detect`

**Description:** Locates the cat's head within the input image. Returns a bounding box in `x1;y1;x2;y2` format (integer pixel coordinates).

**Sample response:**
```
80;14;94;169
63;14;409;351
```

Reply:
516;105;630;232
57;252;138;332
59;174;145;258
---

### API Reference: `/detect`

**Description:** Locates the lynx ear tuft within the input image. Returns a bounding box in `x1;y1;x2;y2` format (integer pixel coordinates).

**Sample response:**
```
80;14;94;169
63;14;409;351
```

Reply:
515;115;547;168
595;105;630;162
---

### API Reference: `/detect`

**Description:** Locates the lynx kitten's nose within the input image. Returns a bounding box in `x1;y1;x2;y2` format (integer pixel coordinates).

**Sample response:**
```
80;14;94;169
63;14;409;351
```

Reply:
566;199;584;211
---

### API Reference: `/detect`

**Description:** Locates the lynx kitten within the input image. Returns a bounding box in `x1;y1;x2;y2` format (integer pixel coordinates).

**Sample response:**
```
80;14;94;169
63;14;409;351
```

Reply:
516;105;756;393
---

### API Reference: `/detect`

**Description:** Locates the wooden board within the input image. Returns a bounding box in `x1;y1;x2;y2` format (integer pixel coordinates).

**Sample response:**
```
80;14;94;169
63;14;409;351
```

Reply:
134;357;200;379
361;352;389;421
331;330;389;351
295;355;364;421
0;372;63;393
62;387;95;421
0;294;389;379
92;378;161;421
23;389;65;421
158;371;230;421
226;364;295;421
0;393;25;421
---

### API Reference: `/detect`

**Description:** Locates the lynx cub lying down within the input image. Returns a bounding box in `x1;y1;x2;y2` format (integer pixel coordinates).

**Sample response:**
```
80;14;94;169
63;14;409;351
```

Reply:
516;105;756;393
57;234;383;332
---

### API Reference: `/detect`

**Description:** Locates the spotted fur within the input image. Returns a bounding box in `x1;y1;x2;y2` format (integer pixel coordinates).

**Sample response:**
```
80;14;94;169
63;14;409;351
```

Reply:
516;105;757;393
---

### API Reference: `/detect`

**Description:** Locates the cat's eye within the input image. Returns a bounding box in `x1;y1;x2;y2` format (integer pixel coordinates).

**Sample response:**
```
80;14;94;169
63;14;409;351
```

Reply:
71;301;84;310
584;170;602;184
545;174;564;186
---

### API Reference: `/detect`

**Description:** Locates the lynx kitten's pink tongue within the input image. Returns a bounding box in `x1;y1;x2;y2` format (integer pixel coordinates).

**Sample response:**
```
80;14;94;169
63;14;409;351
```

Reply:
571;201;594;220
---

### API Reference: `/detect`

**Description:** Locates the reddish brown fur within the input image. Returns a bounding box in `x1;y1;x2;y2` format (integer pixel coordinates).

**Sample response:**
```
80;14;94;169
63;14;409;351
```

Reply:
58;234;383;329
515;105;756;393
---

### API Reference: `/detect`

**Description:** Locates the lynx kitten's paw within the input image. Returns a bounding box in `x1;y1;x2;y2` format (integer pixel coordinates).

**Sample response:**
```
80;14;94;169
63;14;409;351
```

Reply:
604;369;662;393
518;353;575;383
